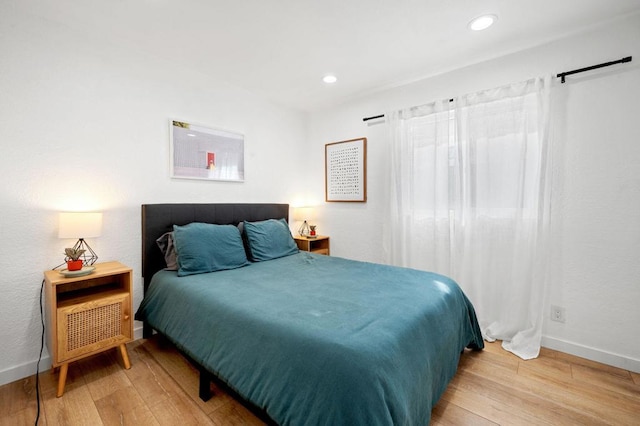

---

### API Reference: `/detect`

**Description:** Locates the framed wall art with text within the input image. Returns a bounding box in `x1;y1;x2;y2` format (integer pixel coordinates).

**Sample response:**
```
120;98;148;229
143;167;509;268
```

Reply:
325;137;367;202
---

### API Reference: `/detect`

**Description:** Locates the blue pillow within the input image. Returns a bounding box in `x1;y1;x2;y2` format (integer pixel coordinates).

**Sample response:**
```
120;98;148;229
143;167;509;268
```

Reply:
243;218;299;261
173;223;249;276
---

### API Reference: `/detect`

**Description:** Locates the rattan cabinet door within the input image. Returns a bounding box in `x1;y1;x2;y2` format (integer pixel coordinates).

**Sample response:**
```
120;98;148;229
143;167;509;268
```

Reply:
56;291;131;362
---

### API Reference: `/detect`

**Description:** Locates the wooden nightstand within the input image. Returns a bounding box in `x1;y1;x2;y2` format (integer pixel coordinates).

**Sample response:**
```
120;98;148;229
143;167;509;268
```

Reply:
43;261;133;397
294;235;330;255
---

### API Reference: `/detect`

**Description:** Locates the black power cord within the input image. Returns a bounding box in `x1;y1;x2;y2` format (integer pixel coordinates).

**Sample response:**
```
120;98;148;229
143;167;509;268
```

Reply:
35;278;45;425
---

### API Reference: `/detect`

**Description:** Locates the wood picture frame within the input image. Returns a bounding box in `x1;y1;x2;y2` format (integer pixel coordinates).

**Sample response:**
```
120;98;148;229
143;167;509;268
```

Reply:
325;137;367;202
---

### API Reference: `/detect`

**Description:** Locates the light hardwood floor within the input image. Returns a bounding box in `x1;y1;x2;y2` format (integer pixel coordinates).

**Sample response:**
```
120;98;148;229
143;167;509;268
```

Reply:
2;337;639;425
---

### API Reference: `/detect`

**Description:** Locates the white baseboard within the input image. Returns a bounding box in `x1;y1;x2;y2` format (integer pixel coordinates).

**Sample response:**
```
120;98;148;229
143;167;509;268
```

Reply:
0;356;51;387
133;324;144;340
0;325;145;387
542;336;640;373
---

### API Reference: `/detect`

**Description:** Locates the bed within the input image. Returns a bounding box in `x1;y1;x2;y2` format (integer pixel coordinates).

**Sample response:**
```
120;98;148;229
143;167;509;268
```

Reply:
136;203;483;425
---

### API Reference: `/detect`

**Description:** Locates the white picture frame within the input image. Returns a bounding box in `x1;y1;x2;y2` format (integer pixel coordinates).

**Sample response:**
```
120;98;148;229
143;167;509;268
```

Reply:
170;119;244;182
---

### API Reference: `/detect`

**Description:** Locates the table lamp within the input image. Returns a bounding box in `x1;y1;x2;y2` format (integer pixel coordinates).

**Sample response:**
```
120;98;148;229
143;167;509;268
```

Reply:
293;207;314;237
59;212;103;266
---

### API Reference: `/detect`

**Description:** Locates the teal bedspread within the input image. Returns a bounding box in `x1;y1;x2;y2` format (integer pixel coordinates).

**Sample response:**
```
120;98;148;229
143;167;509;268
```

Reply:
136;252;483;425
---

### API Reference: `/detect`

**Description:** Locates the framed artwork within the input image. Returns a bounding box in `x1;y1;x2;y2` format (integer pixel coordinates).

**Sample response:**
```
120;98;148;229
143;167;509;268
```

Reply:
170;120;244;182
325;137;367;202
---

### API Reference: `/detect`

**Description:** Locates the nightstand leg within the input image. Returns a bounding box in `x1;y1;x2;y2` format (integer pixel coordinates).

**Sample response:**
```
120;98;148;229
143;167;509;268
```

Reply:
56;363;68;397
119;343;131;369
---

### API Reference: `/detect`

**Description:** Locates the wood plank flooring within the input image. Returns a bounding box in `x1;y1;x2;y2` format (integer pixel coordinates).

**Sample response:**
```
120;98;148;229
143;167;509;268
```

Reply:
1;337;638;425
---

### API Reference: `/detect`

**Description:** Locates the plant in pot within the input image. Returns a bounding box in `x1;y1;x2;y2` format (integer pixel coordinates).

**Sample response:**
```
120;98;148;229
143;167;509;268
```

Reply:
64;248;86;271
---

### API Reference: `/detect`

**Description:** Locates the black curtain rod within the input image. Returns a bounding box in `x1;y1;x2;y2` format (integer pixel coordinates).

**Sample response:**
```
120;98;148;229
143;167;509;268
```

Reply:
362;99;455;122
557;56;632;83
364;56;632;121
362;114;385;122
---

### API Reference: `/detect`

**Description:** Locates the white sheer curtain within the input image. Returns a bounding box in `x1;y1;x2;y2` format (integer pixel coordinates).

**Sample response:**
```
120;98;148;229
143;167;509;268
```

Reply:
384;77;552;359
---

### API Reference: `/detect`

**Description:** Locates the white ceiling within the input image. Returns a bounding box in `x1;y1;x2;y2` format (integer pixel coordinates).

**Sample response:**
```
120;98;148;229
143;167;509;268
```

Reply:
16;0;640;111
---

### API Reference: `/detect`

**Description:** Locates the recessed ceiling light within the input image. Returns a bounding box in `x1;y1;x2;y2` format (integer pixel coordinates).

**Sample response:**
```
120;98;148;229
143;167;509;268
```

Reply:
468;14;497;31
323;75;337;84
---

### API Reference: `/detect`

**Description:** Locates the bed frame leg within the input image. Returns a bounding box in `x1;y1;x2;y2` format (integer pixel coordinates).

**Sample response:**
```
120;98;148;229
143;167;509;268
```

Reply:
143;323;153;339
199;368;213;401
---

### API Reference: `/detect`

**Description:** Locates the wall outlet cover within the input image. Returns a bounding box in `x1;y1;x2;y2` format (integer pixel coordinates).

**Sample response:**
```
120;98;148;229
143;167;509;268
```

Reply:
550;305;566;323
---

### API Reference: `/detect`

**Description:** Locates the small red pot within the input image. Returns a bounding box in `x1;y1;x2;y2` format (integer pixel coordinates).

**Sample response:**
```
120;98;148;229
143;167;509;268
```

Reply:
67;260;83;271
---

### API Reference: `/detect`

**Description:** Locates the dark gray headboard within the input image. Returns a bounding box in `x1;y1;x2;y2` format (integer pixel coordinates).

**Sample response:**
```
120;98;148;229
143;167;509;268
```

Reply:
141;203;289;293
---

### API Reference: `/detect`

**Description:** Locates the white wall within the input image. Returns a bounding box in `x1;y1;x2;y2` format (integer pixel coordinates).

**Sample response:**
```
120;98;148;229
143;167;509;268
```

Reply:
0;8;307;384
307;13;640;372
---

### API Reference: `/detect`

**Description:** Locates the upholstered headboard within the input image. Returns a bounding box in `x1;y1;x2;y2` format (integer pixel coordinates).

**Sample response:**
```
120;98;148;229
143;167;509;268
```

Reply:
141;203;290;293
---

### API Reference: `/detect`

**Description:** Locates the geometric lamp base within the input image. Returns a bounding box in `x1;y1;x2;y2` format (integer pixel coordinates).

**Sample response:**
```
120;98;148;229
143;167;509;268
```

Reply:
64;238;98;266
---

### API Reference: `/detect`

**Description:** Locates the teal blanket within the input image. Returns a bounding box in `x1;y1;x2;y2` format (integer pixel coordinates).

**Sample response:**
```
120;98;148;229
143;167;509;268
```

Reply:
136;252;483;425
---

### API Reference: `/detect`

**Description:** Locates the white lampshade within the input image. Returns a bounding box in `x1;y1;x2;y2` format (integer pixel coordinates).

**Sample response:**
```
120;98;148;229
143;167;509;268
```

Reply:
58;212;103;238
293;207;314;221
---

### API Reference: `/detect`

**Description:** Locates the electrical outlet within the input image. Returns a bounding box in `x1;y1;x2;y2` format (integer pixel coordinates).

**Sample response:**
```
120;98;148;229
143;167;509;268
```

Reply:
550;305;566;323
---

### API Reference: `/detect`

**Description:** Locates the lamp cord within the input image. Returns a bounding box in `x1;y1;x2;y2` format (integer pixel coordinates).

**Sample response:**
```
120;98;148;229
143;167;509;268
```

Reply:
34;279;45;425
